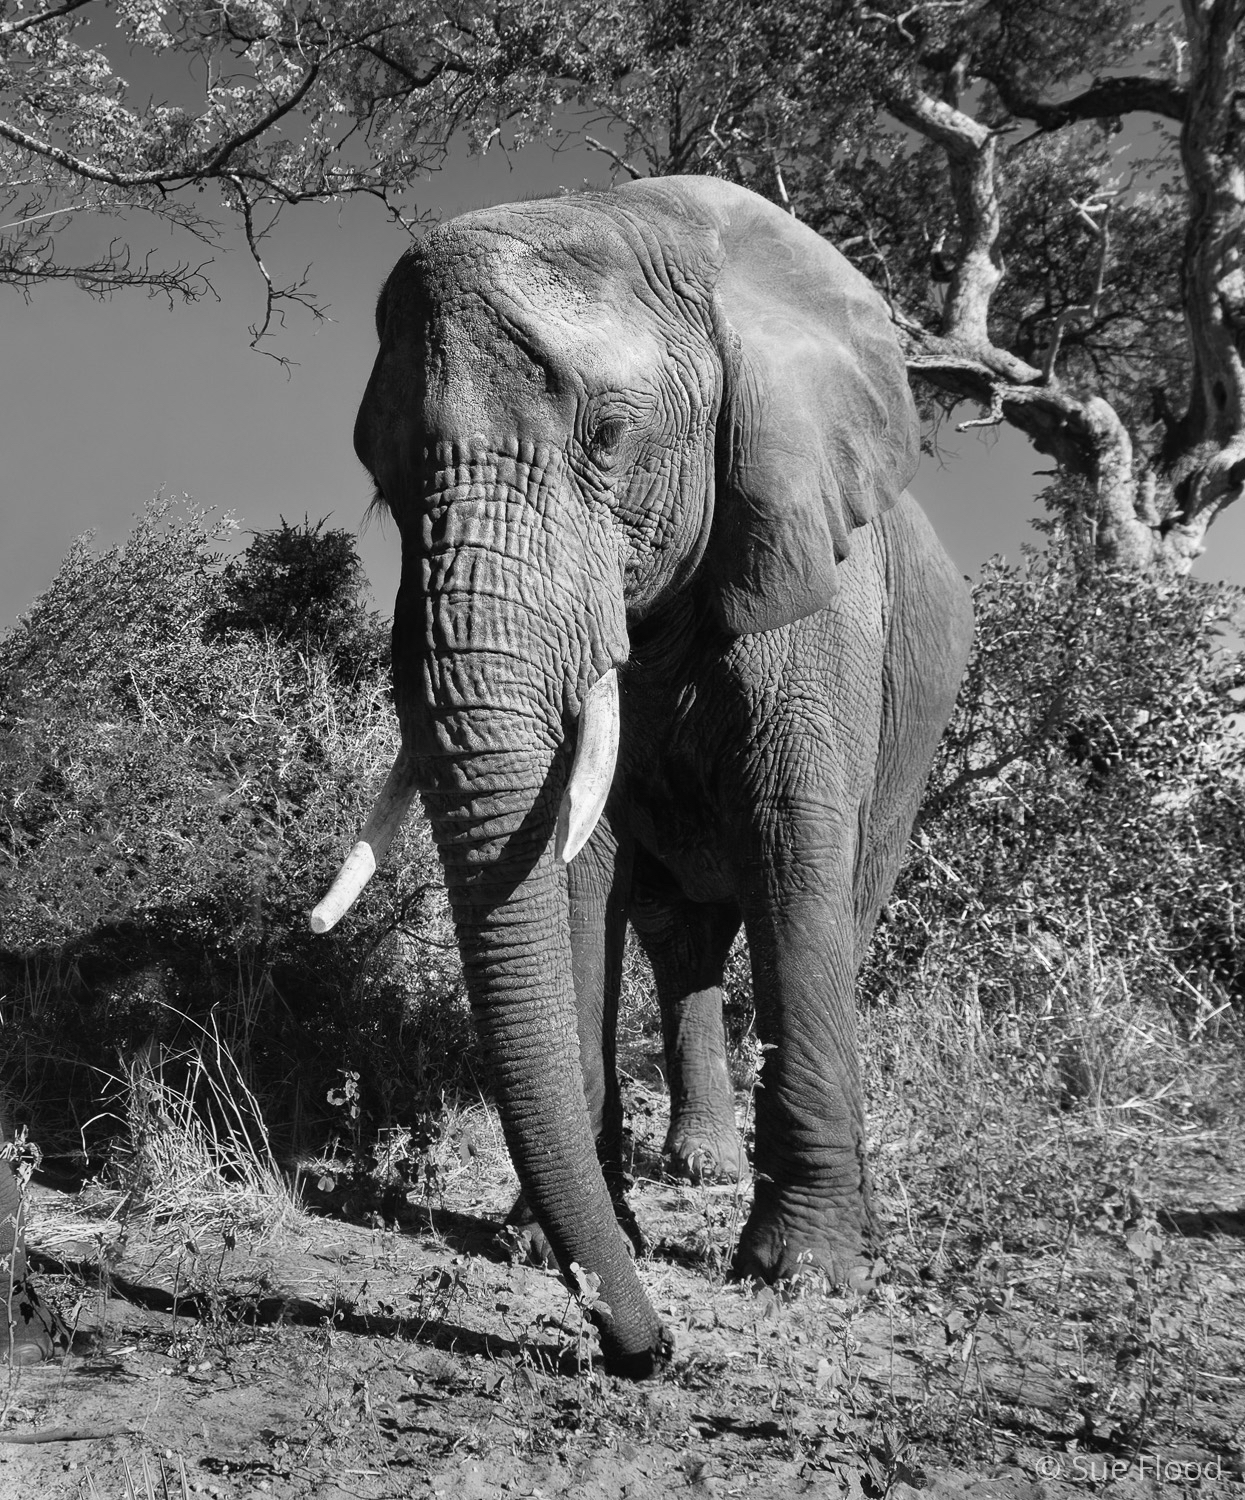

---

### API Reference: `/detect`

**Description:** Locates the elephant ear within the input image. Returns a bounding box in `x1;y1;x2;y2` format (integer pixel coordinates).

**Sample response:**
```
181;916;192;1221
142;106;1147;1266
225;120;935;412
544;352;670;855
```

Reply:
620;177;919;636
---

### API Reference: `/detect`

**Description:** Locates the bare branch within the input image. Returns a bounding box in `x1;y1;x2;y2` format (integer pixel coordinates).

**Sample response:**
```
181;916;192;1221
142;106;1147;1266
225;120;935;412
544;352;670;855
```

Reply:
989;72;1188;128
905;320;1161;567
887;83;991;158
958;386;1006;431
0;236;214;303
886;83;1000;348
773;158;796;217
584;135;643;179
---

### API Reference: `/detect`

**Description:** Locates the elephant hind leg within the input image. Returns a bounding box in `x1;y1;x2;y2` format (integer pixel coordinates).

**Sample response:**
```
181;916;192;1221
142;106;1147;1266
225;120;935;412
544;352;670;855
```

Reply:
629;875;745;1185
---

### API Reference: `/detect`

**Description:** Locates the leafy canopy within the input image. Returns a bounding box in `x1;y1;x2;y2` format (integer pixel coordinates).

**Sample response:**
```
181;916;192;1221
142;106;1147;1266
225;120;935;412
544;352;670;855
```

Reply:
0;1;488;336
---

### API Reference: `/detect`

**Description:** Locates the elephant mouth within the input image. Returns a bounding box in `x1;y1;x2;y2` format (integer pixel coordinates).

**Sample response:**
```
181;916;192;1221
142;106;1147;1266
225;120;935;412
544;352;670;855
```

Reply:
309;666;621;933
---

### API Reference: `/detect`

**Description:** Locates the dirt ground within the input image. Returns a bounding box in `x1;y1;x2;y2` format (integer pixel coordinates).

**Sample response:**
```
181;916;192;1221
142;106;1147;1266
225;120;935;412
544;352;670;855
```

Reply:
2;1082;1242;1500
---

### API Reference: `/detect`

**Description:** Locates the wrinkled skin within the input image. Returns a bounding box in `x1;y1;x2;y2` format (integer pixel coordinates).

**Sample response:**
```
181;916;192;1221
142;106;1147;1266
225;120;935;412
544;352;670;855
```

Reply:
351;177;974;1375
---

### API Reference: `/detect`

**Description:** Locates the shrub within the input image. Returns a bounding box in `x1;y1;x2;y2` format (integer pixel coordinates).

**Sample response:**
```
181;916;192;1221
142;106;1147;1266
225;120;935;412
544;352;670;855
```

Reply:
206;515;389;684
865;534;1245;1018
0;499;467;1161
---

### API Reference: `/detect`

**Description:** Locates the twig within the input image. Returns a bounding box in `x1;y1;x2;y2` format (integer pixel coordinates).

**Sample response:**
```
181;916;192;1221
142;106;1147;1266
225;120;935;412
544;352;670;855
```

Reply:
773;159;796;218
1040;200;1111;384
0;1427;130;1444
584;137;642;180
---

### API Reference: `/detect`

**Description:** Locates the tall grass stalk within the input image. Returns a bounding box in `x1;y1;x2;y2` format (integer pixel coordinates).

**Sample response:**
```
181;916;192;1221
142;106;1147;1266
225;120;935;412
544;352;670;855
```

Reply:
86;1005;300;1244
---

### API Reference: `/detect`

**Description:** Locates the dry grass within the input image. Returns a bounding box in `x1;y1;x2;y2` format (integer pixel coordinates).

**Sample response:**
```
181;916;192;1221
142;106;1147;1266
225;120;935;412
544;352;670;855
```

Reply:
37;1006;302;1263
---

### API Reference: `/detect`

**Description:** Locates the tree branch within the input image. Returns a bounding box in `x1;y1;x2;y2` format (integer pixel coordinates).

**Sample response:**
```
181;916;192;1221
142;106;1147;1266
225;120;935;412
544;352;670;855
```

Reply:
200;66;320;176
901;320;1160;569
0;0;91;39
1161;0;1245;546
989;72;1188;128
584;135;643;179
886;83;1000;348
0;64;321;190
1040;201;1111;383
0;238;213;303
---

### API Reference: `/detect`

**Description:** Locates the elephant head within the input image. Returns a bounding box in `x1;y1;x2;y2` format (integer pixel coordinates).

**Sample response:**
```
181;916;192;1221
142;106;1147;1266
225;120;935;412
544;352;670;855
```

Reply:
313;177;918;1373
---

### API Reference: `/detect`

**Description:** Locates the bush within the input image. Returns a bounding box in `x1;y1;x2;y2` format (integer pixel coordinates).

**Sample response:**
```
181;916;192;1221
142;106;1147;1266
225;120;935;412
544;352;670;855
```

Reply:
864;534;1245;1018
206;515;389;684
0;499;467;1161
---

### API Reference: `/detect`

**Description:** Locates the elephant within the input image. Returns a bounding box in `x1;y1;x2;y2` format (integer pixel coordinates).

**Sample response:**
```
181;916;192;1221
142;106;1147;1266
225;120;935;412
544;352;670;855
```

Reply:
311;175;974;1376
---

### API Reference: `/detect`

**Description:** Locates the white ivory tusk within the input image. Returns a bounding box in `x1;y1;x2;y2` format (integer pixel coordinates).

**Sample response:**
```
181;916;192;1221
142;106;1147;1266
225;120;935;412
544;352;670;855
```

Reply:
555;670;620;864
309;841;377;935
310;748;418;933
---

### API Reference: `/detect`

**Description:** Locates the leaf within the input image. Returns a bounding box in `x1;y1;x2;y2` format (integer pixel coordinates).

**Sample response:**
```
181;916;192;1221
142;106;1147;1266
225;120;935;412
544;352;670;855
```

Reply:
1125;1227;1161;1262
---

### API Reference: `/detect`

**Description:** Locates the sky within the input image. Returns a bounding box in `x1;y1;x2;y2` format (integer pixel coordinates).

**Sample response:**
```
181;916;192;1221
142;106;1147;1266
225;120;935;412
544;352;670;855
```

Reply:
3;135;1245;634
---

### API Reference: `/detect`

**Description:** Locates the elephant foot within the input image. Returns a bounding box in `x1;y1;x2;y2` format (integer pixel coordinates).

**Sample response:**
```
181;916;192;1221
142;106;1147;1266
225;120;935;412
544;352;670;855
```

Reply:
500;1193;644;1271
731;1205;877;1291
2;1280;66;1365
663;1115;747;1185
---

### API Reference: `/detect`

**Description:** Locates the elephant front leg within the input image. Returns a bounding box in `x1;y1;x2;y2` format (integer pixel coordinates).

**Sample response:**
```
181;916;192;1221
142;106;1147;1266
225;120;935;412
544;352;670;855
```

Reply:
732;879;878;1287
630;876;745;1185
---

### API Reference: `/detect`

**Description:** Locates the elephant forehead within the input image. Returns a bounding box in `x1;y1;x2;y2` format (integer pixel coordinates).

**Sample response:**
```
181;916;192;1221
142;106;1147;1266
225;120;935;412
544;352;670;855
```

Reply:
411;210;682;361
427;202;637;290
419;277;670;416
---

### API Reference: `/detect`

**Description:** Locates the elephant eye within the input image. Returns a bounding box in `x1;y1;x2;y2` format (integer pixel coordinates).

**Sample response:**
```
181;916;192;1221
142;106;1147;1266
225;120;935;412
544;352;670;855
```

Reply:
589;415;629;460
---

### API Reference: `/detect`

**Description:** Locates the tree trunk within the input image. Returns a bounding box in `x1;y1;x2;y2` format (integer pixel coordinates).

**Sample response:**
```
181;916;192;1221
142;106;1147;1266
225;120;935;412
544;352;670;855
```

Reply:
887;9;1245;577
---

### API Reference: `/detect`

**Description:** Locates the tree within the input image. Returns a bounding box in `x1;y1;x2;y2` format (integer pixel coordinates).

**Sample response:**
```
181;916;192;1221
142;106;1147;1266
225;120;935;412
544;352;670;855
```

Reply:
475;0;1245;575
8;3;1243;572
0;0;489;341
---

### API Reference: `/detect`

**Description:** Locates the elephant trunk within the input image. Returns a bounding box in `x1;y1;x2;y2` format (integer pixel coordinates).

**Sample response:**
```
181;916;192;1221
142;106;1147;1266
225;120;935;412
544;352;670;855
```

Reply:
422;747;664;1372
311;673;618;935
400;494;664;1372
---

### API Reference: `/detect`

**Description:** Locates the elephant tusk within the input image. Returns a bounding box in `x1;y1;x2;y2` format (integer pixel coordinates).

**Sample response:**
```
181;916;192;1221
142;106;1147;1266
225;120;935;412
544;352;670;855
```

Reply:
555;669;620;864
310;748;419;934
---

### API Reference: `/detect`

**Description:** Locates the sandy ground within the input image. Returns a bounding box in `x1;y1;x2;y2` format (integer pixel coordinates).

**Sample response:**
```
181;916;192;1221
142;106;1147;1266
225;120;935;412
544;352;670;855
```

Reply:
1;1085;1241;1499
